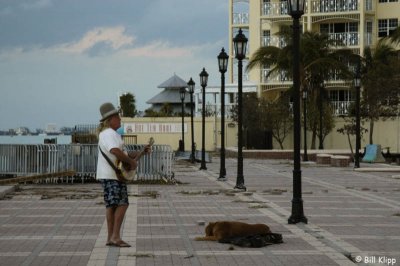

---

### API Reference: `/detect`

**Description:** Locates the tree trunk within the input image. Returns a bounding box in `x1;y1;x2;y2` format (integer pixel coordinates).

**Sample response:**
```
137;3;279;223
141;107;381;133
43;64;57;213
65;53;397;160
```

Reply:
347;132;354;160
311;119;317;149
369;120;374;144
279;141;284;150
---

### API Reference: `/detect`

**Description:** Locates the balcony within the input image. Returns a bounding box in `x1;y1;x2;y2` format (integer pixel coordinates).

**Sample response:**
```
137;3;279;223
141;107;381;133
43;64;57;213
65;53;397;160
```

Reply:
328;32;359;46
330;101;352;115
261;69;291;83
233;12;249;25
262;2;289;16
310;0;359;13
262;1;311;17
261;36;287;47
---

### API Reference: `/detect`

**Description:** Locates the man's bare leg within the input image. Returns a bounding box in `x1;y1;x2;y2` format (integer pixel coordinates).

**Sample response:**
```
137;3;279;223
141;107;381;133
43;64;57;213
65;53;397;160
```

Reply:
110;205;130;246
105;207;116;244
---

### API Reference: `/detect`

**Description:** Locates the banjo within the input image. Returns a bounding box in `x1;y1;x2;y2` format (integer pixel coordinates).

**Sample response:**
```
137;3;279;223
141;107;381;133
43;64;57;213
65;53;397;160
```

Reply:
116;137;154;182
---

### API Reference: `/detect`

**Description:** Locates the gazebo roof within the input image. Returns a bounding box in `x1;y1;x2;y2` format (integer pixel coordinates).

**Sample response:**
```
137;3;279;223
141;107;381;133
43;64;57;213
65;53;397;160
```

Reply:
157;74;188;89
146;88;189;104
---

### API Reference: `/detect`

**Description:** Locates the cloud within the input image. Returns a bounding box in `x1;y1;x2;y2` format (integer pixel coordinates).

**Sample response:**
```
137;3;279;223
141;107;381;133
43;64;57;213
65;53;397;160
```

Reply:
55;26;134;54
20;0;52;10
54;26;194;58
123;41;192;58
0;0;52;15
0;26;219;61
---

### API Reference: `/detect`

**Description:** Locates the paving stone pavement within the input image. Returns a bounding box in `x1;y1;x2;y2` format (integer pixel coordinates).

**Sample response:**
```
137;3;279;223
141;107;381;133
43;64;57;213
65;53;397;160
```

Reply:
0;158;399;266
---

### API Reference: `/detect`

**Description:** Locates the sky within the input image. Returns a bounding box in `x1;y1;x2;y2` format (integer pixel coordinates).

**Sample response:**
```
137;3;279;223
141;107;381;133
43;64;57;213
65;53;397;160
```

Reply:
0;0;229;130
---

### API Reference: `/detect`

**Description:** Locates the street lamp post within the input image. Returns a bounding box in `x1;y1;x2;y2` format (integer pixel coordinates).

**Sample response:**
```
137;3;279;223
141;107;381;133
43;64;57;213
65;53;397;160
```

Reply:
303;89;308;161
233;28;248;191
288;0;308;224
187;78;196;163
354;59;361;168
218;48;229;180
179;88;186;152
318;81;324;150
199;68;209;170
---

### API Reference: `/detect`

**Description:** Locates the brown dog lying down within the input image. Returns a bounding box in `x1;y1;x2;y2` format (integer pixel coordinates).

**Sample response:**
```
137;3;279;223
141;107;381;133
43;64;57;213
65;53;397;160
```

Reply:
195;221;272;241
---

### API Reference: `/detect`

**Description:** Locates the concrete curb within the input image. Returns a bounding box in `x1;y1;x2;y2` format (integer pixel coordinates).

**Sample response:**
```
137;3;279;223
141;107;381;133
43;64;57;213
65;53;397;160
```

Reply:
0;185;15;199
354;167;400;172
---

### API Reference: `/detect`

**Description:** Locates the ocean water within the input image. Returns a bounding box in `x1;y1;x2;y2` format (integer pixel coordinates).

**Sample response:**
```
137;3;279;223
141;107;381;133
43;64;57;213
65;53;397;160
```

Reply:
0;135;72;145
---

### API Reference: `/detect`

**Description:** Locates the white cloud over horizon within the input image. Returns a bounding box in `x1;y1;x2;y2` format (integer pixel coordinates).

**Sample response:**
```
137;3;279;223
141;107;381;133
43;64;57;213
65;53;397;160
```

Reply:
56;26;135;54
0;1;229;131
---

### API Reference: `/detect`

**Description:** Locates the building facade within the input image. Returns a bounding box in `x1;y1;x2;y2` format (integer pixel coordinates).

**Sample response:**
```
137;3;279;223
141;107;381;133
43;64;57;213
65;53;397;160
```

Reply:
228;0;399;114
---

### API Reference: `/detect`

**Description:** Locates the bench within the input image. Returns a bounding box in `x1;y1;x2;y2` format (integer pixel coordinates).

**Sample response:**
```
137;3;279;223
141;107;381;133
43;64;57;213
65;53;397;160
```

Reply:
330;155;350;167
316;154;332;165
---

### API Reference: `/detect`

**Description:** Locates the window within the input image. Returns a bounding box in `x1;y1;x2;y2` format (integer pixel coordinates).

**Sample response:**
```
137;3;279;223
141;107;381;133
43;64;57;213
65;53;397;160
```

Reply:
378;18;398;37
329;90;354;115
379;0;398;3
263;0;271;15
262;30;270;46
320;23;358;33
366;21;373;33
329;90;354;102
366;21;373;45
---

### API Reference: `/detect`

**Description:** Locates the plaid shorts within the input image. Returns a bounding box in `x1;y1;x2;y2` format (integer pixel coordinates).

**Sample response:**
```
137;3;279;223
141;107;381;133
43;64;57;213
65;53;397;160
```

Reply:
100;179;129;208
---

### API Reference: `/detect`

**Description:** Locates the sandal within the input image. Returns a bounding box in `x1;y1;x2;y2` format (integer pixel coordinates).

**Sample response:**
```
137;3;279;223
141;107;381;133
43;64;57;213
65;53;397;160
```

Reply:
109;240;131;247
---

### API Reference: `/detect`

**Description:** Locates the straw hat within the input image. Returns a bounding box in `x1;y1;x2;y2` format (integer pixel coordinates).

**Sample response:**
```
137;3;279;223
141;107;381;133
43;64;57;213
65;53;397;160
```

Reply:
99;102;119;122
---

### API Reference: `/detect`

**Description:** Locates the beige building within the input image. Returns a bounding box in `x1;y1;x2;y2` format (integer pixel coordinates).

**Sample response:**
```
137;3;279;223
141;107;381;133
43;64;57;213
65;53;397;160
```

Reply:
121;116;400;153
229;0;399;105
225;0;399;151
121;1;400;153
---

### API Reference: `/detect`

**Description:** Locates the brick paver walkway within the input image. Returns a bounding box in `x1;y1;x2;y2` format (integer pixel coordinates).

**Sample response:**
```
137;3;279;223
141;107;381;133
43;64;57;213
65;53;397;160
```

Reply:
1;158;399;266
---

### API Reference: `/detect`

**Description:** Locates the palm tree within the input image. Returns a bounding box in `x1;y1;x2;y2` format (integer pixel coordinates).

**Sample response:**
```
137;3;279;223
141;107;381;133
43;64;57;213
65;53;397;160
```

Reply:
247;30;355;149
361;43;399;144
383;26;400;45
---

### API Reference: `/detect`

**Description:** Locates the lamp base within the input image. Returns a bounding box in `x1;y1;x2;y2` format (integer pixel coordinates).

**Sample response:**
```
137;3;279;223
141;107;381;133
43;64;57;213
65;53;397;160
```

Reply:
288;198;308;224
288;215;308;224
234;184;246;191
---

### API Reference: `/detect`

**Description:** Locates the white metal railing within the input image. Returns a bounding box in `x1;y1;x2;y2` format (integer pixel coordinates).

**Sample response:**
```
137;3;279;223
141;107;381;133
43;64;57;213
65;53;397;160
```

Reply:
262;36;271;46
0;144;175;182
310;0;359;13
330;101;353;115
261;69;292;83
233;12;249;24
262;1;311;16
262;1;289;16
125;144;174;180
261;36;287;47
329;32;359;46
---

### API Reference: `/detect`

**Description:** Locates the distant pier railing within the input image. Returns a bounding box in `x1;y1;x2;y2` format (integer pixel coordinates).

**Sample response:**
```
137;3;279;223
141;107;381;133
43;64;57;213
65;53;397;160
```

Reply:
0;144;175;183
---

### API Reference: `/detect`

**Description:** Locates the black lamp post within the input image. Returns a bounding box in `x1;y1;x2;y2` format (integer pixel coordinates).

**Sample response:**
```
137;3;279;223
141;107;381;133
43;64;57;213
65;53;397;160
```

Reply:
303;89;308;161
218;47;229;180
179;88;186;152
318;81;324;150
233;28;247;191
187;78;196;163
354;59;361;168
288;0;307;224
199;68;208;170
